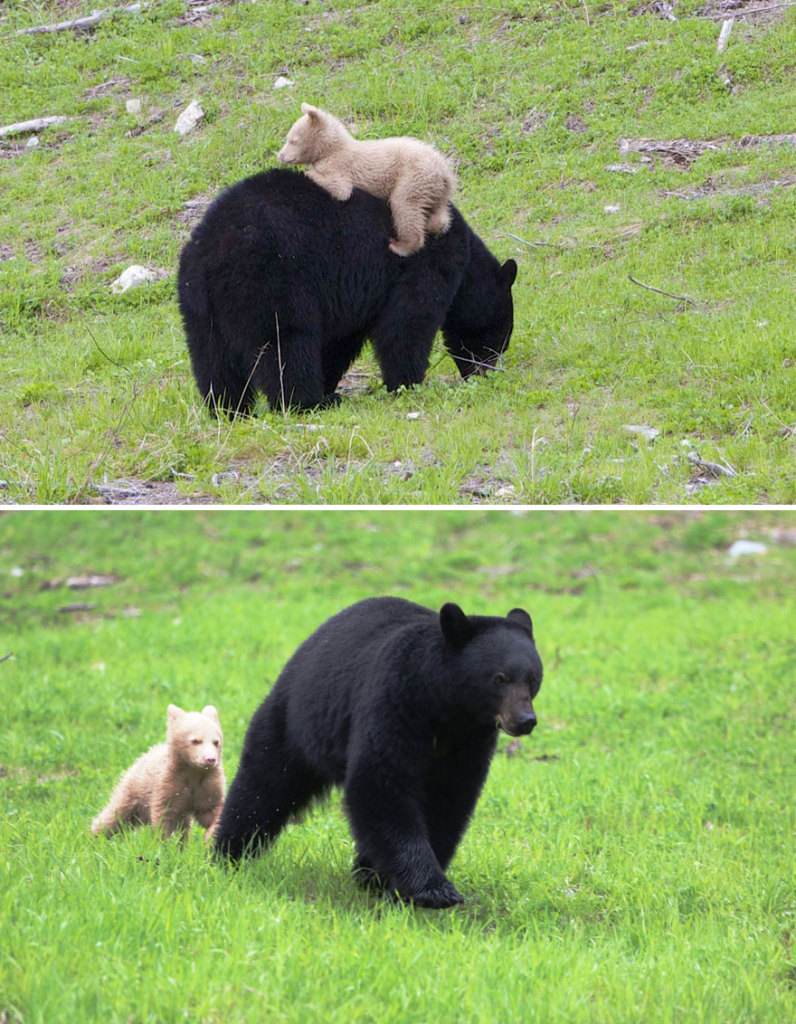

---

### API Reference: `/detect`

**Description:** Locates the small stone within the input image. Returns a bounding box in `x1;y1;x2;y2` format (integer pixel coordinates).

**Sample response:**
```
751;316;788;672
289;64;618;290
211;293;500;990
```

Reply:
273;76;296;90
126;99;142;115
623;424;659;442
727;540;767;559
211;471;239;487
111;265;155;294
174;99;204;135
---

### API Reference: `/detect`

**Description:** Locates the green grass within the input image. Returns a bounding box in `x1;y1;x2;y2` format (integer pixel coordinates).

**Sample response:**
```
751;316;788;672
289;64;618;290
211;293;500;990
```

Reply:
0;1;794;503
1;508;795;1022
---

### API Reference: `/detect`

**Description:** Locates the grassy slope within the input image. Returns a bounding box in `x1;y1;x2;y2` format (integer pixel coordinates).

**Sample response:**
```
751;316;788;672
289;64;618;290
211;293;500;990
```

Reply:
0;0;795;504
1;509;795;1022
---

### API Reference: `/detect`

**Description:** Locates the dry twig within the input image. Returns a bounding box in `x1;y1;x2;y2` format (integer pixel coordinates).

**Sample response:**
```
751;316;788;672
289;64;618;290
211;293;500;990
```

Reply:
628;275;698;306
16;4;143;36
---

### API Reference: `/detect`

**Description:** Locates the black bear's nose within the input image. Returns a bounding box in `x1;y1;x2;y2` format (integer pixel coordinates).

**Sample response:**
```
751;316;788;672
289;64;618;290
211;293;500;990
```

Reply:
517;712;537;735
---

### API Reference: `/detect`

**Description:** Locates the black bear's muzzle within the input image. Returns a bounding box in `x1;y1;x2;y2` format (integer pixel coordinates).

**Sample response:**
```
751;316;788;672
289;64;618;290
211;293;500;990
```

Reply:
496;709;537;737
507;711;537;737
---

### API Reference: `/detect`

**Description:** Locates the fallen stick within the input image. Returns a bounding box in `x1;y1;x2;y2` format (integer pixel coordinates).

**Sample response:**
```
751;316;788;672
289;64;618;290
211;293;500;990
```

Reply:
698;2;796;17
687;451;737;479
502;232;562;250
717;18;734;53
0;116;69;138
628;274;697;306
16;3;142;36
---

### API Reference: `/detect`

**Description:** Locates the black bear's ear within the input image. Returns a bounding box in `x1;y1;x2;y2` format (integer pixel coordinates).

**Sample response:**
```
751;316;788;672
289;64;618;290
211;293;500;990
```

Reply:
497;259;518;288
507;608;534;639
440;603;473;647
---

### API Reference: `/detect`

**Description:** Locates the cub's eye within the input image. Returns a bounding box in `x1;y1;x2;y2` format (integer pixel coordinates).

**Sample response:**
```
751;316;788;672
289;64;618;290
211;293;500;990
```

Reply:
191;738;201;745
493;672;507;687
213;739;220;746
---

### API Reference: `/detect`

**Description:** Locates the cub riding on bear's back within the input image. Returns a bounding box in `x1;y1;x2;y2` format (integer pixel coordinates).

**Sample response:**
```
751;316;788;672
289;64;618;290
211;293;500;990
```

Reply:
277;103;456;257
178;111;517;416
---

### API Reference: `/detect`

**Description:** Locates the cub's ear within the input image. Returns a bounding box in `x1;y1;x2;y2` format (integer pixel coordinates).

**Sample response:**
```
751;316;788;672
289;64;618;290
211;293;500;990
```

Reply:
507;608;534;639
300;103;322;120
167;704;185;722
201;705;219;723
498;259;518;288
440;603;473;647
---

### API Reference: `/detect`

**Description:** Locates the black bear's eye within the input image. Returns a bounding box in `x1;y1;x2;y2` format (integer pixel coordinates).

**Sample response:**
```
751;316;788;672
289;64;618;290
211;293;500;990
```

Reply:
493;672;507;687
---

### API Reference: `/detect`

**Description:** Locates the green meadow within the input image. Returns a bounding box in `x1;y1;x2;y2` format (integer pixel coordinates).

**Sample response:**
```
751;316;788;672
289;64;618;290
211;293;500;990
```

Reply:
1;509;795;1022
1;1;794;504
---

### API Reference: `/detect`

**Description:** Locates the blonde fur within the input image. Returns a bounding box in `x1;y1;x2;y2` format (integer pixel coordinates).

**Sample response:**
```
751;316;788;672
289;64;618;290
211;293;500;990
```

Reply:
91;704;225;842
277;103;456;257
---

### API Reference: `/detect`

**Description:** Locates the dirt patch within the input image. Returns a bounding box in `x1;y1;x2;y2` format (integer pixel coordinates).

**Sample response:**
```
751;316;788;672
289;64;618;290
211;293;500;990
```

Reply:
89;479;221;506
619;134;796;168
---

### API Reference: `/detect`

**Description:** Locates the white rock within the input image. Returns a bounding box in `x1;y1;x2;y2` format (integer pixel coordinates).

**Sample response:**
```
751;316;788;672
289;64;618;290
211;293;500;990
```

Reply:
604;204;621;214
174;99;204;135
623;424;659;442
727;540;767;558
126;98;142;115
273;76;296;90
111;265;155;294
26;135;40;148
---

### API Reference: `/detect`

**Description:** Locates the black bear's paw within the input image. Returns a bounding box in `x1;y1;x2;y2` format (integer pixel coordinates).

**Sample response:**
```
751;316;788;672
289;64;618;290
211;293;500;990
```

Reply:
407;879;464;910
352;858;386;892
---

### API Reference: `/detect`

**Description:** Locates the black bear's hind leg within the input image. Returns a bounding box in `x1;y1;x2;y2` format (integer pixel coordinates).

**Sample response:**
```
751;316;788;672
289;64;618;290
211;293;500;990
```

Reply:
214;698;327;861
253;333;332;413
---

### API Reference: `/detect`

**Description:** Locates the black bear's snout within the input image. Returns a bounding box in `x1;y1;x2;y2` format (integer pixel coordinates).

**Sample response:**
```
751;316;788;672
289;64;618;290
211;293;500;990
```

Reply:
514;711;537;736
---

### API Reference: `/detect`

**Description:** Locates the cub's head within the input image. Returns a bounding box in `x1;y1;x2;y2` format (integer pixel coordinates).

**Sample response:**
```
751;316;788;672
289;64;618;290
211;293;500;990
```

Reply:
441;257;517;380
277;103;350;165
440;604;542;738
167;704;223;770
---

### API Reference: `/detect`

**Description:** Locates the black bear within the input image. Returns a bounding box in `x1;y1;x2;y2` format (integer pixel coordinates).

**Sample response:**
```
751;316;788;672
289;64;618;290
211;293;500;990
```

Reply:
177;169;517;416
214;597;543;908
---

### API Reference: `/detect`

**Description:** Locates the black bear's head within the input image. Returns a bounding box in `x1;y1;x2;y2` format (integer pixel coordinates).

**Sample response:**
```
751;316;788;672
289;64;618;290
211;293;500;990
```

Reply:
439;603;542;737
441;258;518;380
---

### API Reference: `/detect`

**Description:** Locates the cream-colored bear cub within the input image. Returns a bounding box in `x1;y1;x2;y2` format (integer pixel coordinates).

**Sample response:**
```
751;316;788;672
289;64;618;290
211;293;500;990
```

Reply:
91;704;225;841
277;103;456;257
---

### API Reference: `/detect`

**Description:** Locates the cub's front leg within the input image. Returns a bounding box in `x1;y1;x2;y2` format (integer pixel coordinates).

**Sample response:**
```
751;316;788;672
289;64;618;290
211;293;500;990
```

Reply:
306;165;354;201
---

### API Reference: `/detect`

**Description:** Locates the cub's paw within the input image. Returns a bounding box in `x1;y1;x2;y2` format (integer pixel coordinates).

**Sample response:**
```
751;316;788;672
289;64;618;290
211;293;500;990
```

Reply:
409;880;464;909
388;238;421;258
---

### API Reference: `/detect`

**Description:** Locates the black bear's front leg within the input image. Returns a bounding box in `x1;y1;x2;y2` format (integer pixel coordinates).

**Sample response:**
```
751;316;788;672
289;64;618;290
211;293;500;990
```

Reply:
423;729;497;871
345;761;463;909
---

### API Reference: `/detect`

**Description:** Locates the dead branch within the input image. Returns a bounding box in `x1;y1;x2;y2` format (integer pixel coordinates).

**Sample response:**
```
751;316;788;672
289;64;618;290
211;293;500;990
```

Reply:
687;451;737;478
698;3;796;18
501;232;562;250
0;116;69;138
628;275;698;306
717;18;734;52
16;3;143;36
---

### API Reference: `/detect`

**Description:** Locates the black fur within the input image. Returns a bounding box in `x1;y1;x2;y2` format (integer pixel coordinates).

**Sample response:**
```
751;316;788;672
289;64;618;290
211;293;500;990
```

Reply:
214;597;542;909
178;169;517;416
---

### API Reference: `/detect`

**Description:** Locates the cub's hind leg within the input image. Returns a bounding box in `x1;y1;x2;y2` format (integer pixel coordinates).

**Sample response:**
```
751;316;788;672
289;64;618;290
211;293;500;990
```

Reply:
388;180;428;257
